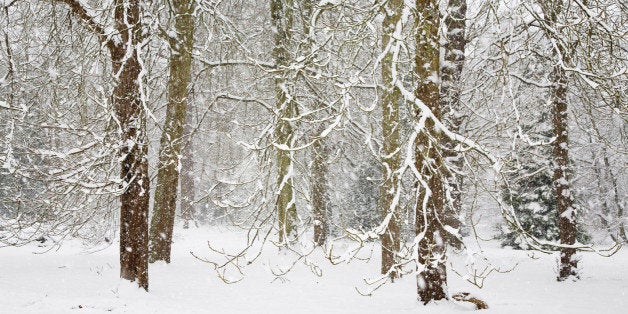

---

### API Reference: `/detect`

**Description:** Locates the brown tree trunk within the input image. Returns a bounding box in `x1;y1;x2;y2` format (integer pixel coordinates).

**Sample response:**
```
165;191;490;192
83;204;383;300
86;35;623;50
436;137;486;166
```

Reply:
380;0;403;279
538;0;578;281
149;0;195;264
552;60;577;281
111;0;149;290
271;0;298;244
440;0;467;248
415;0;447;303
58;0;150;290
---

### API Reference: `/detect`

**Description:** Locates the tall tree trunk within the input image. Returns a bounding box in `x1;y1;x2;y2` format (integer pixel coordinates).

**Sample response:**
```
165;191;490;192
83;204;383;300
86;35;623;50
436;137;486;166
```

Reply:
440;0;467;248
112;0;149;290
538;0;578;281
271;0;298;244
552;59;577;281
149;0;196;263
58;0;150;290
415;0;447;303
300;0;329;247
380;0;403;279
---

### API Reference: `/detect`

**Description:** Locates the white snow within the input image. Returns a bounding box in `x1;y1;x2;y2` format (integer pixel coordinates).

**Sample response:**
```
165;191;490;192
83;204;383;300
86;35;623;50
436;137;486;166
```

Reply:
318;0;340;6
1;227;626;313
526;202;542;213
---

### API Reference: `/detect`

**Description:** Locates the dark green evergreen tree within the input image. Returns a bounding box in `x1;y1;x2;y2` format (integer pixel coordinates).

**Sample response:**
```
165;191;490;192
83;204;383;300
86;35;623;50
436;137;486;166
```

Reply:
500;115;590;250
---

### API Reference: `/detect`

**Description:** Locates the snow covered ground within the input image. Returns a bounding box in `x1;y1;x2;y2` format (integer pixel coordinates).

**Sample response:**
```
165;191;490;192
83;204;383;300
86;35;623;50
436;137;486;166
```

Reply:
1;226;626;313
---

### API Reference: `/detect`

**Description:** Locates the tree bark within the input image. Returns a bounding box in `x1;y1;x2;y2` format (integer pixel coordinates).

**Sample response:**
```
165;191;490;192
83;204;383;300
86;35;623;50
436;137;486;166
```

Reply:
271;0;298;244
180;110;196;229
58;0;150;290
149;0;196;264
111;0;149;290
380;0;403;279
552;59;577;281
415;0;447;303
440;0;467;248
538;0;578;281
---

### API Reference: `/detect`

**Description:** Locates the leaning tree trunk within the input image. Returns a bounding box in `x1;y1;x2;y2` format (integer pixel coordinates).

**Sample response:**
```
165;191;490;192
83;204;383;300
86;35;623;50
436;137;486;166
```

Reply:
271;0;298;244
440;0;467;248
415;0;447;303
380;0;403;279
149;0;195;263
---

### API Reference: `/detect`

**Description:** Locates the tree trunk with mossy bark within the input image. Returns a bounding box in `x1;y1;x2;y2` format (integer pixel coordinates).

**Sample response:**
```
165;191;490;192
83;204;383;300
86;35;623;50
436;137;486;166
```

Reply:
149;0;195;264
380;0;403;279
271;0;298;244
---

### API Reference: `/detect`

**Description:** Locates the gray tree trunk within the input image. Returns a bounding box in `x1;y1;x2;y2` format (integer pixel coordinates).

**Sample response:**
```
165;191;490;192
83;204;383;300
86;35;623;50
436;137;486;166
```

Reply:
271;0;298;244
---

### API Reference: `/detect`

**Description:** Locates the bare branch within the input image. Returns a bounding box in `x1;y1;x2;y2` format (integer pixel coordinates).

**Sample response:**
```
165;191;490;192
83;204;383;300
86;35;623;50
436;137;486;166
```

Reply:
55;0;117;53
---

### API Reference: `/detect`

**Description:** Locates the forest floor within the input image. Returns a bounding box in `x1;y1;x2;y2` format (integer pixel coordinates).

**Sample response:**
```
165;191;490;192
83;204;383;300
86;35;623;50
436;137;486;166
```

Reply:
1;225;626;313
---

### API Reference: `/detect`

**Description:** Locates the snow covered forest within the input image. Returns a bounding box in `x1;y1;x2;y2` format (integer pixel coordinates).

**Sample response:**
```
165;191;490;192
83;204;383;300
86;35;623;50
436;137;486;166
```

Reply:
0;0;626;312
